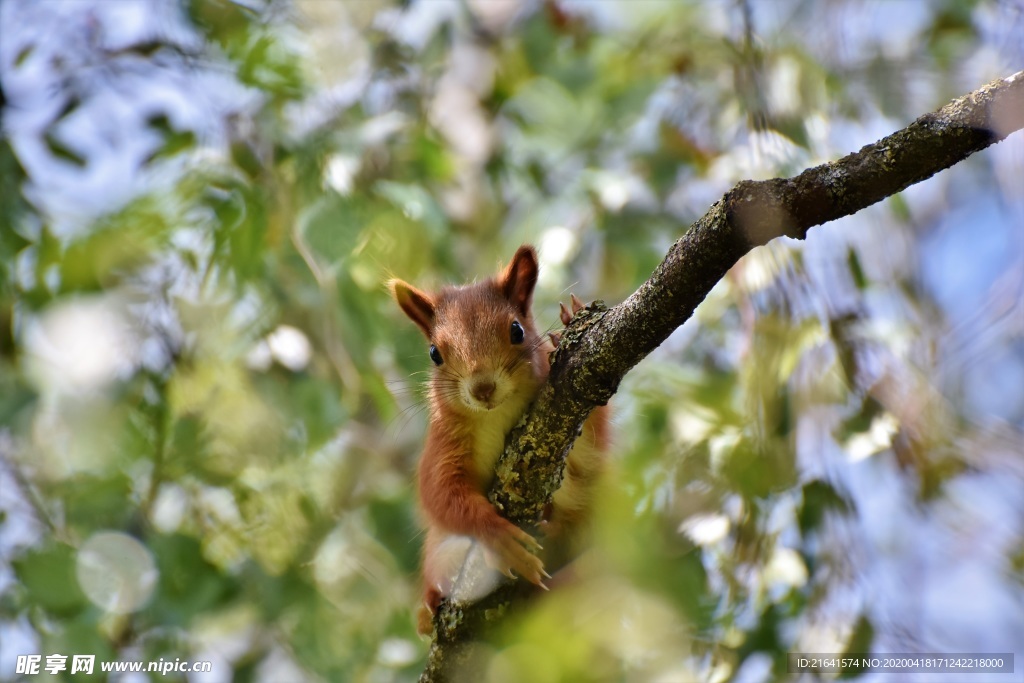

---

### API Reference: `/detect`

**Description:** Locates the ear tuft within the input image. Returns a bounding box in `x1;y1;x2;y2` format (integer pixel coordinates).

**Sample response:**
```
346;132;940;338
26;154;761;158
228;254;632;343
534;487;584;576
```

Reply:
390;279;436;338
499;245;539;316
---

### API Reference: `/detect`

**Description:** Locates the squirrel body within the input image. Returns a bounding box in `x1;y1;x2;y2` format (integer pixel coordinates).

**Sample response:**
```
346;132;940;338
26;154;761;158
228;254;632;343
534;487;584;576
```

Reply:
390;246;608;635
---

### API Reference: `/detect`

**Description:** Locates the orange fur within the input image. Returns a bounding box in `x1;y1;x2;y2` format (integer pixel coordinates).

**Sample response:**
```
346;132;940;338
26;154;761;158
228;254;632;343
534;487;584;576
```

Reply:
390;246;609;635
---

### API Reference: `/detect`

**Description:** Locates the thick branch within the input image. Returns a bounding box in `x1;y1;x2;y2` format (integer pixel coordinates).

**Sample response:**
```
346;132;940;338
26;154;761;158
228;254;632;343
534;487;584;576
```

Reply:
420;70;1024;680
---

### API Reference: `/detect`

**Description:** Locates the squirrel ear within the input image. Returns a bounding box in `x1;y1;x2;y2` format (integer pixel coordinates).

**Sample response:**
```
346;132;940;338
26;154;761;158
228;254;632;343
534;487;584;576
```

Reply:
499;245;539;316
390;279;436;338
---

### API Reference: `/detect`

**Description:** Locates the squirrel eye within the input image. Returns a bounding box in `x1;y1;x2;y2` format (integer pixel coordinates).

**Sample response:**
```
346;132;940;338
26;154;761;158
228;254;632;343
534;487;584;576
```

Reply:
429;345;443;366
510;320;525;345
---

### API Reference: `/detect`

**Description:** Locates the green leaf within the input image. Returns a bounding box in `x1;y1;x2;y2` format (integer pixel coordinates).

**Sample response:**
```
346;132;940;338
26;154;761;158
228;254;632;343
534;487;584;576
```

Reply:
718;436;797;499
145;114;197;163
53;474;134;534
0;371;36;427
44;131;86;167
0;139;32;265
187;0;251;49
410;132;454;181
297;195;367;271
839;614;875;678
374;181;448;237
60;198;171;292
847;247;868;290
13;544;88;615
798;480;853;536
148;533;234;627
238;33;305;99
204;179;267;283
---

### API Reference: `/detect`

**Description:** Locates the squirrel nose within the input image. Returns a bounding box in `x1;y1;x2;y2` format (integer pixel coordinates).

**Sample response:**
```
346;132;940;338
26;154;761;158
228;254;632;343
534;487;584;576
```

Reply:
470;379;496;403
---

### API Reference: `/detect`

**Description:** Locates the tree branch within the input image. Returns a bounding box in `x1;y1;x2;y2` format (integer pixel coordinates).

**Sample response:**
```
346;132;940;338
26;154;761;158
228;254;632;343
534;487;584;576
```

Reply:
419;70;1024;681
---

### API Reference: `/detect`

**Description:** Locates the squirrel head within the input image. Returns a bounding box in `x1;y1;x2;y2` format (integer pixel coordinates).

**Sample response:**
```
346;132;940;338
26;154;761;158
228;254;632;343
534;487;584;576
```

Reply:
390;246;546;414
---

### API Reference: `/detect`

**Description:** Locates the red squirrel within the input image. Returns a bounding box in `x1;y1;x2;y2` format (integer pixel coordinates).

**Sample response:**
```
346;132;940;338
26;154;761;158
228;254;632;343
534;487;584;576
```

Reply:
390;245;609;635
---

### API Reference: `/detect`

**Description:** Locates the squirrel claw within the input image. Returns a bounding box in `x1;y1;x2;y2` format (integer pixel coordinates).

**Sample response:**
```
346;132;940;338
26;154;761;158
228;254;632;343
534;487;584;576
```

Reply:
559;295;586;326
486;523;546;587
548;331;562;347
559;301;572;326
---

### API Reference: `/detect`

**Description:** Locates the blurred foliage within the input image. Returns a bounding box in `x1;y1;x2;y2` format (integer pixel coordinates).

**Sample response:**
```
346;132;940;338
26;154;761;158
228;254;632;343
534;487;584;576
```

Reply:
1;1;1023;682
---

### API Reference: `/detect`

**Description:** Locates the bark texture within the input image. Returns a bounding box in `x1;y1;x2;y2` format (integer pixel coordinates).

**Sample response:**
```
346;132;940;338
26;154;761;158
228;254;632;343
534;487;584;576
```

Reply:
419;70;1024;682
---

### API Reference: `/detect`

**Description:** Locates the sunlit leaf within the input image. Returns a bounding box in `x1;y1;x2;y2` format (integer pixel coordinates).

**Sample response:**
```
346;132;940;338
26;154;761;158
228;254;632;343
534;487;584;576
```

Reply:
238;33;305;99
187;0;252;49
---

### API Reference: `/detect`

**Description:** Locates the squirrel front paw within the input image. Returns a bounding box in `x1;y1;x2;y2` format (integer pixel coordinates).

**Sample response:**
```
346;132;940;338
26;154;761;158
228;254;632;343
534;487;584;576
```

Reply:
483;521;550;588
548;294;586;347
